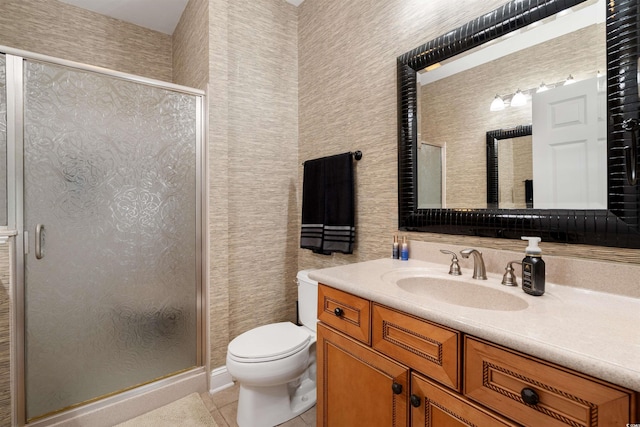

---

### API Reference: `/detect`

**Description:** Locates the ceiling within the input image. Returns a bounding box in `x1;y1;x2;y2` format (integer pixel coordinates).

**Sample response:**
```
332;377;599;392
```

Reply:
58;0;304;35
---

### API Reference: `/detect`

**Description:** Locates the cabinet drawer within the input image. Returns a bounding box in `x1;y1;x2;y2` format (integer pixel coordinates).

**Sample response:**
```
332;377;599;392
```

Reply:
464;337;634;426
372;304;461;391
411;373;517;427
318;284;371;344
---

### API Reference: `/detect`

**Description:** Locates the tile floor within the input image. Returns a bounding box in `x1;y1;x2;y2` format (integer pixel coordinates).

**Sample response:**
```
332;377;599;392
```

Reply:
199;383;316;427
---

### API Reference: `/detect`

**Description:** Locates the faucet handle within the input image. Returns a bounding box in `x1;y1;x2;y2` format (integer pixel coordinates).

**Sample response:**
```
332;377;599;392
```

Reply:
501;260;521;286
440;250;462;276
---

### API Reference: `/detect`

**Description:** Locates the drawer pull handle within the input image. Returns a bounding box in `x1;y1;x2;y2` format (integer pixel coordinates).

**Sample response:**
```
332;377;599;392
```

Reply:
521;387;540;405
410;394;421;408
391;382;403;395
334;307;344;317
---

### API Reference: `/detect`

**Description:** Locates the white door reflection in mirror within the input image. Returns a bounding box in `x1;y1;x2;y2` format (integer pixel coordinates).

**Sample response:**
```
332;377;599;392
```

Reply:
418;142;444;208
532;77;607;209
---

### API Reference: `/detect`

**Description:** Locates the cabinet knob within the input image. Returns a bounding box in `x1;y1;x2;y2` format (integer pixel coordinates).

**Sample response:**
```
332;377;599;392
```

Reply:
391;382;403;395
521;387;540;405
410;394;421;408
334;307;344;317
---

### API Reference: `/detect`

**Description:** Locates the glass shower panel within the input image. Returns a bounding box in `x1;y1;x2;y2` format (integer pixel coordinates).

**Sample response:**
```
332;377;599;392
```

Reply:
23;60;198;419
0;54;7;226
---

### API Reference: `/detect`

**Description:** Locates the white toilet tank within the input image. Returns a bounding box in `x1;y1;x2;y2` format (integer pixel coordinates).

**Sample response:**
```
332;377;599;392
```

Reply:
296;270;318;331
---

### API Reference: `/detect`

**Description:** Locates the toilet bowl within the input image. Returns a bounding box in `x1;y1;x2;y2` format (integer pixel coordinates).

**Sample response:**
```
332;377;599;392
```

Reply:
226;270;318;427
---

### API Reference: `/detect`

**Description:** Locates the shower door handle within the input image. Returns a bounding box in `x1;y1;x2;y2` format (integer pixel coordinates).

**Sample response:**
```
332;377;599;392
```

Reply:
35;224;45;259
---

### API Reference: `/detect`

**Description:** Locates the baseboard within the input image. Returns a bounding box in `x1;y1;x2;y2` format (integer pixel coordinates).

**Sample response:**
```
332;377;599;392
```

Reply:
210;366;234;394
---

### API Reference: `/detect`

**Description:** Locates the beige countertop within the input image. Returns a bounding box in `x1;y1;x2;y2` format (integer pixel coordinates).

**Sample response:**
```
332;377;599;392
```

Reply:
309;257;640;392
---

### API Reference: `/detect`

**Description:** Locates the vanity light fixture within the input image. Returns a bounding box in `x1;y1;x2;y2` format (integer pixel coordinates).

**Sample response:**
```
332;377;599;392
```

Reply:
490;94;506;111
510;89;527;107
491;77;571;112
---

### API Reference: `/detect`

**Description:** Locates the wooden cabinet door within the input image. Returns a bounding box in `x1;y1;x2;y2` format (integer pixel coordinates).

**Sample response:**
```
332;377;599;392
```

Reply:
317;323;409;427
411;373;518;427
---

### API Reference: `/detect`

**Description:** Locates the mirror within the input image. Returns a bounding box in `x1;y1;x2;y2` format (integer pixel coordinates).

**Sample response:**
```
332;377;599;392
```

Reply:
417;0;605;210
486;125;532;209
397;0;640;248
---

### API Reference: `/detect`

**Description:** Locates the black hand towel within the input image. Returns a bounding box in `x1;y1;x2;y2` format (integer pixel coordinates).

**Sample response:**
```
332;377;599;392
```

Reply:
300;153;355;255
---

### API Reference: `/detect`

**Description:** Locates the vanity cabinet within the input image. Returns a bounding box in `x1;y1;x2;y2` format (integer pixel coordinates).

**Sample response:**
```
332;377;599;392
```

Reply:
317;284;637;427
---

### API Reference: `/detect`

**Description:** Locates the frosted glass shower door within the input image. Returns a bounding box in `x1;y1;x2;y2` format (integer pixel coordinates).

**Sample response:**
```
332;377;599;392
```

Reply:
23;60;200;420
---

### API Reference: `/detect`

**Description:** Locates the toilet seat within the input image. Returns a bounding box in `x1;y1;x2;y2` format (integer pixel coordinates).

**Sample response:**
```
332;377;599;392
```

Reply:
228;322;311;362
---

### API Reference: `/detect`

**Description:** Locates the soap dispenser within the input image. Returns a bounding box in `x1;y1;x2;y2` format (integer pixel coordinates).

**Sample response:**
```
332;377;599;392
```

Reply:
521;236;545;296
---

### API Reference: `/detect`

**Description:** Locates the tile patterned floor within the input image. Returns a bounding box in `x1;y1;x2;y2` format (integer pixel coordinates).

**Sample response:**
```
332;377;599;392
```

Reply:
199;383;316;427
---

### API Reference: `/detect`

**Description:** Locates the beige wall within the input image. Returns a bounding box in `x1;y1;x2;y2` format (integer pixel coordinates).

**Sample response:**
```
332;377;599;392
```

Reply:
297;0;640;271
0;245;10;426
173;0;209;89
207;0;299;367
0;0;172;82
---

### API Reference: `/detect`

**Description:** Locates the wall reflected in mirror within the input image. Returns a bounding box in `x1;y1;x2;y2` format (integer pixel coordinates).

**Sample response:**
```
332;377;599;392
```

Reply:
416;0;605;210
417;142;444;208
0;53;6;226
497;134;532;209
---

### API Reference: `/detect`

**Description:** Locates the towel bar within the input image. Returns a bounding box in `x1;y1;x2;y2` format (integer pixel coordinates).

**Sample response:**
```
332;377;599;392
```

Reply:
302;150;362;165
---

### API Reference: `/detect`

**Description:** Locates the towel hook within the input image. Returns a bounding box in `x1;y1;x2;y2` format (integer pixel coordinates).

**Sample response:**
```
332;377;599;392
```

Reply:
622;118;638;186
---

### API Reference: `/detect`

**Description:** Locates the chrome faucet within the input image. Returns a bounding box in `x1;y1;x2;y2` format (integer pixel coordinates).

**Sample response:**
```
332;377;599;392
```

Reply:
460;248;487;280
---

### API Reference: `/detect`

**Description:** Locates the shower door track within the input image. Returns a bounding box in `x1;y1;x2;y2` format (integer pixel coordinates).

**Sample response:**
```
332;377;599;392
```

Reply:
1;44;208;426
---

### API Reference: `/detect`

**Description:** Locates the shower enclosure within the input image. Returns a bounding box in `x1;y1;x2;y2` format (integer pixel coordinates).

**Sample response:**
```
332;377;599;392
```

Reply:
1;48;205;423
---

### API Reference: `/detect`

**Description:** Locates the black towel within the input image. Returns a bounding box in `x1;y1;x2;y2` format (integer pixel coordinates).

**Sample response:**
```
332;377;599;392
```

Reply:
300;153;355;255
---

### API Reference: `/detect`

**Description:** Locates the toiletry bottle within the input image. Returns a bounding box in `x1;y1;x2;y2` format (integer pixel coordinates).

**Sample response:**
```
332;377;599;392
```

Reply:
521;236;545;296
392;234;399;259
400;236;409;261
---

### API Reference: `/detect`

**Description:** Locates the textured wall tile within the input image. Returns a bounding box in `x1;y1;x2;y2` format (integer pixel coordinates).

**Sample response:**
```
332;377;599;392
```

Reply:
0;244;9;426
207;0;298;367
0;0;172;81
226;0;298;345
173;0;209;89
208;0;232;369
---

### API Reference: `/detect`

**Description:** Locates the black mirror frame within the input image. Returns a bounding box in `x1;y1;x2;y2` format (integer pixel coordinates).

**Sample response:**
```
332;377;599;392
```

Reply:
486;124;532;209
397;0;640;248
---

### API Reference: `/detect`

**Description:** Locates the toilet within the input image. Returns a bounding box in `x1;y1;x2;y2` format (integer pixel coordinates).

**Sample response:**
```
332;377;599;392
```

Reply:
226;270;318;427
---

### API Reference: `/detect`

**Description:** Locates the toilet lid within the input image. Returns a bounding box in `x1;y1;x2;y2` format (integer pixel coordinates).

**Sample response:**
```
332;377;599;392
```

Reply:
228;322;311;362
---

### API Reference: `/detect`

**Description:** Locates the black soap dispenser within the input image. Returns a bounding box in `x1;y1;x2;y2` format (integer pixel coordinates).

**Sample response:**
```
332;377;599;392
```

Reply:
521;236;545;296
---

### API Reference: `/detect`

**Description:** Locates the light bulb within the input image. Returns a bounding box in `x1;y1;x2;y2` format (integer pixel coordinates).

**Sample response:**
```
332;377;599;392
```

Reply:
490;94;505;111
511;89;527;107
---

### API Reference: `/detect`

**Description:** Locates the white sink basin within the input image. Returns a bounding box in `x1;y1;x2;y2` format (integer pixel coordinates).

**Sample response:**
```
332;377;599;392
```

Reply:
382;268;529;311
